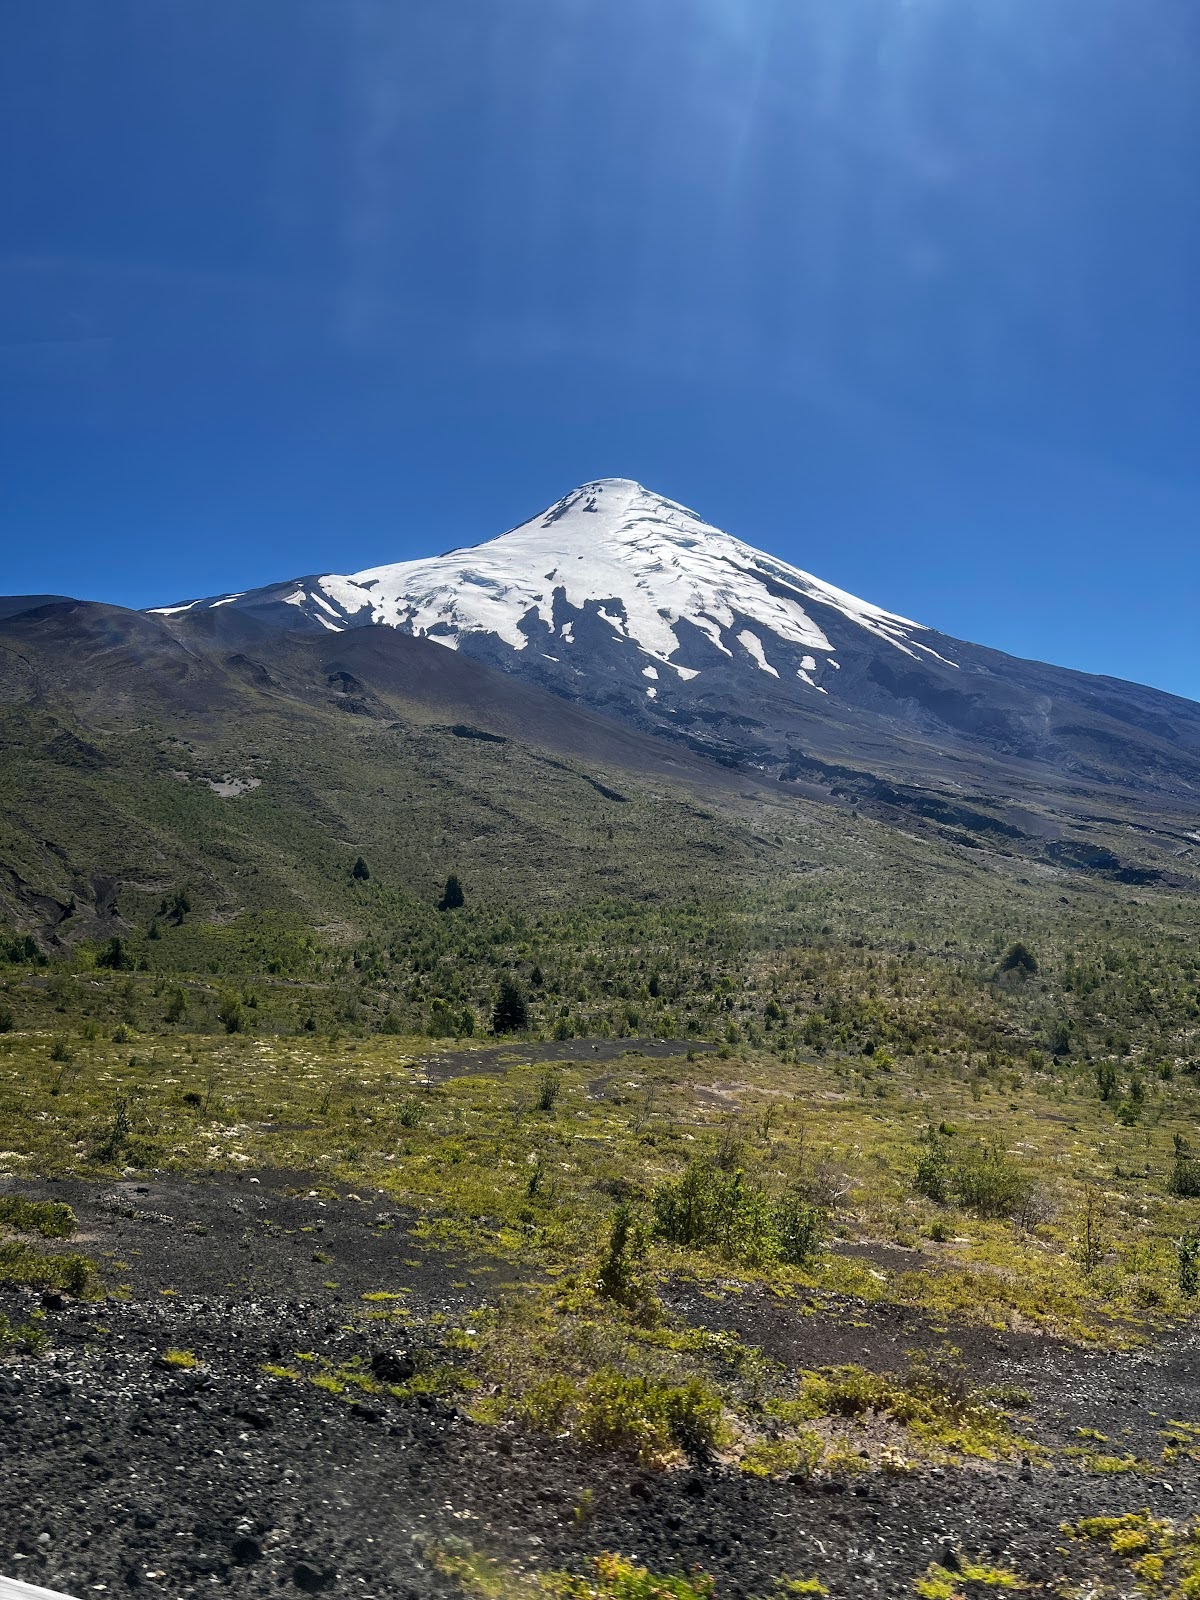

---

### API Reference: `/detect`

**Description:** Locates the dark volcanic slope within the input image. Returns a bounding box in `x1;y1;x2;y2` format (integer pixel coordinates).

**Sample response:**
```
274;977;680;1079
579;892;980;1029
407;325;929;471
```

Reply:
161;602;1200;892
1;597;1197;948
0;599;786;941
0;594;76;622
0;598;750;793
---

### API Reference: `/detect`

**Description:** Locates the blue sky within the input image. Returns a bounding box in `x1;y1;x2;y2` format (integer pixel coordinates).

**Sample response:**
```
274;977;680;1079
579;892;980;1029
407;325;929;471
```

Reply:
2;0;1198;701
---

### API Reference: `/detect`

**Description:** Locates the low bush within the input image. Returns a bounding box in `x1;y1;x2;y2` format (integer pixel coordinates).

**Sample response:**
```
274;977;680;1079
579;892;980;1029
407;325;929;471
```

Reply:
0;1311;51;1355
0;1197;77;1238
653;1160;825;1267
574;1370;725;1461
1168;1136;1200;1198
428;1544;716;1600
954;1144;1033;1219
914;1133;951;1202
555;1552;716;1600
521;1367;725;1464
913;1134;1034;1221
0;1240;94;1294
770;1356;1019;1461
596;1202;657;1321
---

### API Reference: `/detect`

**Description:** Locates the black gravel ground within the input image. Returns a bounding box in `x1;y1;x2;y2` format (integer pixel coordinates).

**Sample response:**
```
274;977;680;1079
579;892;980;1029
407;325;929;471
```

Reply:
2;1172;1198;1598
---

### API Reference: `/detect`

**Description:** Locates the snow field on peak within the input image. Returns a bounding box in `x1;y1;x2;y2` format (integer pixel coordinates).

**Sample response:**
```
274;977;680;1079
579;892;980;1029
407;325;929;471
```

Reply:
309;479;936;684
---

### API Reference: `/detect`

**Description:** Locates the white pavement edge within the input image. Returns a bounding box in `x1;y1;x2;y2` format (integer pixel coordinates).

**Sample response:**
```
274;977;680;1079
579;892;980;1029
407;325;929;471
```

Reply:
0;1576;83;1600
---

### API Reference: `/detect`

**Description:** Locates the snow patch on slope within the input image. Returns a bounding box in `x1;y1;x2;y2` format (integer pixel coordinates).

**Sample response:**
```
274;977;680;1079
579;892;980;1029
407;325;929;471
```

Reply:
737;629;780;677
305;480;934;680
150;480;950;696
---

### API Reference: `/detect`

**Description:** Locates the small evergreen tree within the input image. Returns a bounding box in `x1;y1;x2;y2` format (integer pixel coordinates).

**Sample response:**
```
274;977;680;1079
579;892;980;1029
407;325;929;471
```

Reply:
438;873;464;911
1169;1135;1200;1198
597;1200;655;1317
537;1067;562;1110
4;933;46;966
1048;1018;1073;1058
914;1132;951;1202
96;935;130;972
217;993;244;1034
352;856;371;882
999;941;1038;976
492;976;529;1034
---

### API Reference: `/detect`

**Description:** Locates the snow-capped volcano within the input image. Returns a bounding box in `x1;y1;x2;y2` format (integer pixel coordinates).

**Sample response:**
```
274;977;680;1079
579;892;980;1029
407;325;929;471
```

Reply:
153;479;954;699
100;473;1200;817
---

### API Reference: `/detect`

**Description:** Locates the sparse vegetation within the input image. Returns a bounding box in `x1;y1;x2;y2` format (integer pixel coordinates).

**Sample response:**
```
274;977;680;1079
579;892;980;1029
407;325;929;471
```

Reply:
2;667;1200;1594
0;1197;76;1238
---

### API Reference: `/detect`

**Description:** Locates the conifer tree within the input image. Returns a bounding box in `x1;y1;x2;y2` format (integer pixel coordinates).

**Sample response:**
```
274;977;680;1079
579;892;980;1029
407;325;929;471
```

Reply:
438;873;464;911
492;976;529;1034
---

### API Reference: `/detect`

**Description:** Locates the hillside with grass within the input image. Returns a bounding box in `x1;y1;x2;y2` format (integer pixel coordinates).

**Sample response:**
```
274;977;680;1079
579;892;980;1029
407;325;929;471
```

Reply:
1;596;1200;1598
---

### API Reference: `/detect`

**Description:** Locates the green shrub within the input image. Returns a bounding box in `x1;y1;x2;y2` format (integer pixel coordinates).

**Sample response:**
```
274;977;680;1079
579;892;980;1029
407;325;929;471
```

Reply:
0;1312;51;1356
1168;1136;1200;1198
428;997;457;1038
953;1143;1033;1220
519;1374;578;1433
159;1347;199;1369
0;1241;93;1294
573;1370;724;1462
773;1188;827;1265
537;1068;563;1112
914;1134;951;1202
597;1201;639;1303
653;1160;825;1267
1179;1232;1200;1298
518;1369;724;1463
0;1198;77;1239
217;993;244;1034
398;1098;426;1129
564;1554;716;1600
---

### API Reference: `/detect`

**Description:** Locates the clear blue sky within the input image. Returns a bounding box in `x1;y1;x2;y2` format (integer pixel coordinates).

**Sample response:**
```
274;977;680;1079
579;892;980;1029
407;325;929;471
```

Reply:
2;1;1198;700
